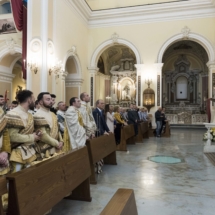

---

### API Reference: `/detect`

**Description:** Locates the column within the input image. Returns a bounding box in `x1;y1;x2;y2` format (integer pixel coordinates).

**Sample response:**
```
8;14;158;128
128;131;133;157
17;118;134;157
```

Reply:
88;67;99;107
207;61;215;108
154;63;164;108
134;64;144;106
40;0;49;92
61;71;68;102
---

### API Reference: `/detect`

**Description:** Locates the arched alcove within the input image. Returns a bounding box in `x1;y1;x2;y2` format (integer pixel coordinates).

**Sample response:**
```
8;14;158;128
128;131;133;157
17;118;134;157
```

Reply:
162;40;209;115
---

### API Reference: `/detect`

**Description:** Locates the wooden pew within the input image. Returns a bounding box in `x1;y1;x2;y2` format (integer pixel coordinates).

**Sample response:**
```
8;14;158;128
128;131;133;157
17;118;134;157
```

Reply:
100;189;138;215
0;177;7;215
141;122;149;139
135;123;143;142
117;124;135;151
6;146;92;215
162;121;171;137
86;133;117;184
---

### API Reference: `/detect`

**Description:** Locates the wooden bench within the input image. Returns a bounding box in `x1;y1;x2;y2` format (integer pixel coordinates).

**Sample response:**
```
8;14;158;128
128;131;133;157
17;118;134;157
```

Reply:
162;121;171;137
141;122;149;139
0;177;7;215
117;124;135;151
86;133;117;184
6;146;91;215
100;189;138;215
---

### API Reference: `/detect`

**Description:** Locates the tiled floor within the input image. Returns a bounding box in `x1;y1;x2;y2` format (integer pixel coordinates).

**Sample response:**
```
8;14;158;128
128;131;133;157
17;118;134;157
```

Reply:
51;128;215;215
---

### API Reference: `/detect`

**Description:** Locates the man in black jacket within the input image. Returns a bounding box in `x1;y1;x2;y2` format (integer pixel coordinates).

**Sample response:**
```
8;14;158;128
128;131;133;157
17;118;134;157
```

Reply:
127;103;138;135
93;99;110;136
155;107;163;137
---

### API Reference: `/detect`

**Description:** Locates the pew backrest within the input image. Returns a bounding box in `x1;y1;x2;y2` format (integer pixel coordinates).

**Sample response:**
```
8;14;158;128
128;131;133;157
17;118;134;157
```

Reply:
7;146;91;215
100;189;138;215
0;177;7;215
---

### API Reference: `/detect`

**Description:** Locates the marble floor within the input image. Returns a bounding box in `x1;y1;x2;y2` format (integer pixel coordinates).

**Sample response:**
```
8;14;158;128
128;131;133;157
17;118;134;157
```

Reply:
51;128;215;215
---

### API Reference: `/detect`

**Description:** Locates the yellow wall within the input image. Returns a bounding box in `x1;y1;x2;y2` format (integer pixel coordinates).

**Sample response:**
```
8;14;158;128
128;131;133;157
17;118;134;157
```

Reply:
66;87;79;105
0;82;11;103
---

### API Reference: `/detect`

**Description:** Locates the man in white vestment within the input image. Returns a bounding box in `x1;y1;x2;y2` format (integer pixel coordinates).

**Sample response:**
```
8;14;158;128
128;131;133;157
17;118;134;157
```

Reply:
65;97;86;149
79;92;97;139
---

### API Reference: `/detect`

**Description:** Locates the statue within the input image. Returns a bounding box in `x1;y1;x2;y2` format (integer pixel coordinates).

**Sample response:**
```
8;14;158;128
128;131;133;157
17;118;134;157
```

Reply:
122;84;131;100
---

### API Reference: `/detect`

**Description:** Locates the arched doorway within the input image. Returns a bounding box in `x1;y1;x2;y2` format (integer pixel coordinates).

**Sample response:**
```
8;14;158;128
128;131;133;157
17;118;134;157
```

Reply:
89;35;141;106
64;52;82;105
162;40;209;124
95;45;137;107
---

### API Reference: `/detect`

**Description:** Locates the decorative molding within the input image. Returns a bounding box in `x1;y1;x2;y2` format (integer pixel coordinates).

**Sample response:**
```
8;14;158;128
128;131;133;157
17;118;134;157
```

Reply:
181;26;190;39
66;0;215;28
47;40;55;55
5;37;16;55
111;33;119;44
0;72;15;82
207;61;215;70
138;75;141;106
30;38;42;53
88;67;99;76
90;76;93;106
90;38;141;69
157;32;215;63
65;78;84;86
157;74;161;106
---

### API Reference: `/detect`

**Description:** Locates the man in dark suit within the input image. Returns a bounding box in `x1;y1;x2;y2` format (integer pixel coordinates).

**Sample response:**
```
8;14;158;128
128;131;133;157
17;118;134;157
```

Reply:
93;99;110;136
127;103;138;135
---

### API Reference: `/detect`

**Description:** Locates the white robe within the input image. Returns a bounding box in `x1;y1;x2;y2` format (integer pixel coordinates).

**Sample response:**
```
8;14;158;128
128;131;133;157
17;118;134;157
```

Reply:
79;101;97;137
65;106;86;149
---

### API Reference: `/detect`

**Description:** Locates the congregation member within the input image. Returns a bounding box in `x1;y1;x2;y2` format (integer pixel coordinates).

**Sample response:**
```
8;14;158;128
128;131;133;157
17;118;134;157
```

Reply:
114;106;126;145
127;103;138;136
160;107;167;135
120;107;128;123
79;92;97;138
57;101;67;136
34;92;63;159
155;107;163;137
6;90;40;172
105;104;115;133
34;100;40;112
0;96;10;175
50;94;57;114
64;97;86;150
93;99;110;136
8;100;18;111
138;108;148;121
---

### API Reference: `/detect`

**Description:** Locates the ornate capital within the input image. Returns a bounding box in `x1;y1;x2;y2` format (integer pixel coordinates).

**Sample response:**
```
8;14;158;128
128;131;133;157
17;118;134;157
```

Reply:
61;71;68;81
207;61;215;70
111;32;119;44
134;64;145;71
65;78;84;87
88;66;99;76
181;26;190;39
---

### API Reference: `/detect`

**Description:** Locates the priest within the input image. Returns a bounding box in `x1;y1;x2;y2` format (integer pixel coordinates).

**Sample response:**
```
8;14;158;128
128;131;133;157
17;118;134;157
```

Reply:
64;97;86;150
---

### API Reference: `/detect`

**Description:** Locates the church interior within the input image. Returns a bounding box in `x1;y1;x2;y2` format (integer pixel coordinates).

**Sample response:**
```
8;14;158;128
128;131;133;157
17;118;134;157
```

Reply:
0;0;215;214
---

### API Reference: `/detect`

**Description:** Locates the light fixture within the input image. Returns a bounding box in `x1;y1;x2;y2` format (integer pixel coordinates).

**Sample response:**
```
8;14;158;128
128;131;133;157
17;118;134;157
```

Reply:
143;79;155;112
25;59;38;74
49;59;63;76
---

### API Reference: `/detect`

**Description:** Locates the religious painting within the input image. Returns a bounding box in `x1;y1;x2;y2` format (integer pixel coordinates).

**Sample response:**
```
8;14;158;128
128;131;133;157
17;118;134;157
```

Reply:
118;77;135;102
0;18;16;34
97;56;105;74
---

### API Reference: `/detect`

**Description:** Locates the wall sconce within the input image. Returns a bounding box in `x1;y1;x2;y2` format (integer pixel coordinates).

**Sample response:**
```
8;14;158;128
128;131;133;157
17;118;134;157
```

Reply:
143;79;155;112
49;59;63;76
24;59;38;74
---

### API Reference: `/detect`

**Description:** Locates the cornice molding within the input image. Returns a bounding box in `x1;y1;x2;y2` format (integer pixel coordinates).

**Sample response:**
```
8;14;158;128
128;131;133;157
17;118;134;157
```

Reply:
67;0;215;28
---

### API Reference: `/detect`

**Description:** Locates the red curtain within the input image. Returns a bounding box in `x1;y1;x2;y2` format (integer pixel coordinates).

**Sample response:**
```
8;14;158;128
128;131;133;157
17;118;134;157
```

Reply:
11;0;27;79
207;99;211;123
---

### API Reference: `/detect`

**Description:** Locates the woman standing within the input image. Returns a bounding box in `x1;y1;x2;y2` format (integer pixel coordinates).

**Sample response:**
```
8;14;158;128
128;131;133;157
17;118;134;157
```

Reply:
105;104;114;133
114;106;126;145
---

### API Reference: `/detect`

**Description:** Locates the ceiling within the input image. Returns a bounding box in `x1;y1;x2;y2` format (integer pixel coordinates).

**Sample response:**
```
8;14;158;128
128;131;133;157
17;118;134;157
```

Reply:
85;0;187;11
67;0;215;28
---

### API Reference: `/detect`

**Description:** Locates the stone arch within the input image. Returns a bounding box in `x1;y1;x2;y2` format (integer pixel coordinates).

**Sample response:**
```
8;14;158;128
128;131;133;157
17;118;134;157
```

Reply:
90;37;142;68
157;32;215;63
63;47;82;78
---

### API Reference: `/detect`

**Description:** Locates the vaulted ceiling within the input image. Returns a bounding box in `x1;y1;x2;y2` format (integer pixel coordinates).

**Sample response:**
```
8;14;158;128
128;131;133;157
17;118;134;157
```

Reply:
67;0;215;28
